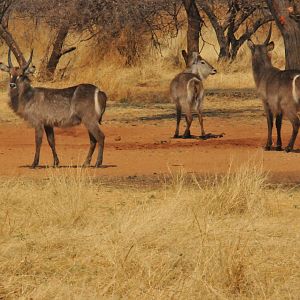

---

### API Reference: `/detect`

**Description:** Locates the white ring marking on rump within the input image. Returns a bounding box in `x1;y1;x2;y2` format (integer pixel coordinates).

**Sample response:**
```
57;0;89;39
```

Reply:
94;88;101;115
292;74;300;103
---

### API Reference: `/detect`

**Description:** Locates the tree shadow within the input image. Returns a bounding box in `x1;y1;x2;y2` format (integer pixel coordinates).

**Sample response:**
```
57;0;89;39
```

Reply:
138;107;262;122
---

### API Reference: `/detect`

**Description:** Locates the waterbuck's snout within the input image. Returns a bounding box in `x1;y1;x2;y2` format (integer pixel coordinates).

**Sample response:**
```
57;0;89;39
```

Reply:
210;67;217;75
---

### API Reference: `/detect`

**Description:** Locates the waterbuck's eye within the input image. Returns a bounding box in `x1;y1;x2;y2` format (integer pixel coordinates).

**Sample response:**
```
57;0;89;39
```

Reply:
201;61;205;64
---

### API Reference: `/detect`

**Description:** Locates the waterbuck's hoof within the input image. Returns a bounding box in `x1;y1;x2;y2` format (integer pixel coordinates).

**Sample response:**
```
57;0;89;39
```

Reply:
285;146;293;153
53;161;60;168
183;132;191;139
275;146;283;151
173;134;180;139
30;164;38;169
264;145;271;151
95;162;102;168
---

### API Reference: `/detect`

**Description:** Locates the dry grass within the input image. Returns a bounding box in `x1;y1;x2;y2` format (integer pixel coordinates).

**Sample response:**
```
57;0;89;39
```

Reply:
0;19;286;104
0;164;299;299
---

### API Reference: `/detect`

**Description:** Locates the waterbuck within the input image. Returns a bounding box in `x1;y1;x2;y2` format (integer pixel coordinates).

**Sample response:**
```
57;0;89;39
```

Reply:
0;50;107;168
170;51;217;138
248;25;300;152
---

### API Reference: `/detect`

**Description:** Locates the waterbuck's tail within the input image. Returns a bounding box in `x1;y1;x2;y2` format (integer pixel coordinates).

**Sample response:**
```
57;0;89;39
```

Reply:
94;88;107;124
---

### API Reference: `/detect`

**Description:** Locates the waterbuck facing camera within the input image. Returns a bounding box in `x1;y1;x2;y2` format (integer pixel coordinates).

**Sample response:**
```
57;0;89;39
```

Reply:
248;25;300;152
0;50;107;168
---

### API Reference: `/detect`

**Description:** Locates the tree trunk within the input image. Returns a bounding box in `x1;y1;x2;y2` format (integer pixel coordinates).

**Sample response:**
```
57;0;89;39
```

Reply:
182;0;203;53
230;39;243;61
267;0;300;69
217;35;230;61
0;24;26;66
40;24;69;81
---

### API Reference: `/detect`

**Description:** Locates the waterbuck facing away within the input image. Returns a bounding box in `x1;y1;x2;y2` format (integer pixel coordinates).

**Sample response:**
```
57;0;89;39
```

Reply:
248;25;300;152
0;50;107;168
170;51;217;138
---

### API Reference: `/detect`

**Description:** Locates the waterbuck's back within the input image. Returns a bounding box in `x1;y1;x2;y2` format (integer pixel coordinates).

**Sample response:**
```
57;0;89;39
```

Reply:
170;73;203;111
24;84;105;128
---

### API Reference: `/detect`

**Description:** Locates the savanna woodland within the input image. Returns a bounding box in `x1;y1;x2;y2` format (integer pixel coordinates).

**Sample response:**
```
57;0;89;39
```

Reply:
0;0;299;299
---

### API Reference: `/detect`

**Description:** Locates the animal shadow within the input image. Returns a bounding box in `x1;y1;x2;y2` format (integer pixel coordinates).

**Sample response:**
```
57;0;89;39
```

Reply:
265;146;300;153
199;133;225;140
174;133;225;140
19;164;117;169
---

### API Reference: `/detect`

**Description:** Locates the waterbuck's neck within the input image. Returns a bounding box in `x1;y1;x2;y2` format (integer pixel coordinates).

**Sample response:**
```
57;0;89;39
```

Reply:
9;79;34;114
9;88;19;113
251;55;277;88
184;65;205;80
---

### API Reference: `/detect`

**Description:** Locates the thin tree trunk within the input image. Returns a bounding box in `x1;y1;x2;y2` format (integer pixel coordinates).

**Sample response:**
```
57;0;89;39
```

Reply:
267;0;300;69
182;0;203;53
0;24;26;66
42;24;69;81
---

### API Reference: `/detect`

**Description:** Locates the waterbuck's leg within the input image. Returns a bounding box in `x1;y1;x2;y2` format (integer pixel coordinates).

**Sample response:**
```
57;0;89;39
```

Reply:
197;110;205;136
275;113;283;151
44;126;59;167
31;126;43;168
83;132;97;167
183;112;193;138
285;113;300;152
174;105;181;138
83;122;105;167
264;107;273;151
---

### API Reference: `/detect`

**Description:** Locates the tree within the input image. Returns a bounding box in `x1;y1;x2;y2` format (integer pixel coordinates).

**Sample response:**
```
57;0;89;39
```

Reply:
17;0;83;80
182;0;204;54
199;0;273;61
266;0;300;69
24;0;183;78
0;0;26;66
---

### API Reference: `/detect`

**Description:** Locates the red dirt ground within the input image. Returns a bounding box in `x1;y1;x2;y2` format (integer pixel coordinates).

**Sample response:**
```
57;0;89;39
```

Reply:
1;118;300;183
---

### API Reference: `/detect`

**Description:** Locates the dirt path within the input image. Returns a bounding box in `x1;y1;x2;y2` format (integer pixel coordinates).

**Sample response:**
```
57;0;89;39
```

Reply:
1;117;300;183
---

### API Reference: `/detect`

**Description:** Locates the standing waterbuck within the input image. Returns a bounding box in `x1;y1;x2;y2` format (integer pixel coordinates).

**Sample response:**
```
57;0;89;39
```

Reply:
0;50;107;168
170;51;217;138
248;25;300;152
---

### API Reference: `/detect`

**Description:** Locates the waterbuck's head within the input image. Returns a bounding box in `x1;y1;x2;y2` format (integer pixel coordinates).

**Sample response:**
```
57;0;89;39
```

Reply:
0;50;35;90
247;25;274;66
182;50;217;79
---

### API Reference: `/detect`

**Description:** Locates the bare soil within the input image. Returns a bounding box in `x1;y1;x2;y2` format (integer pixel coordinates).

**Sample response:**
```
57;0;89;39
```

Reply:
1;115;300;183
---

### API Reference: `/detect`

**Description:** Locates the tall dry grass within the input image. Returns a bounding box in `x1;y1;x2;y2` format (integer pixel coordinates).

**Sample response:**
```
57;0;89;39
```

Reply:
0;19;286;103
0;164;299;299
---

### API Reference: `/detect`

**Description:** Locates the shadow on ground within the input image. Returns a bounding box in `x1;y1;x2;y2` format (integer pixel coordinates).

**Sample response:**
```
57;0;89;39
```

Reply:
19;164;118;169
138;107;262;122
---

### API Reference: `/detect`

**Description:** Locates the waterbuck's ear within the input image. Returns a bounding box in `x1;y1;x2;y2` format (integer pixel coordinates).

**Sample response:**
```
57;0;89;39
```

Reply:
0;63;10;73
266;41;274;52
247;40;255;50
181;50;188;65
25;65;36;75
